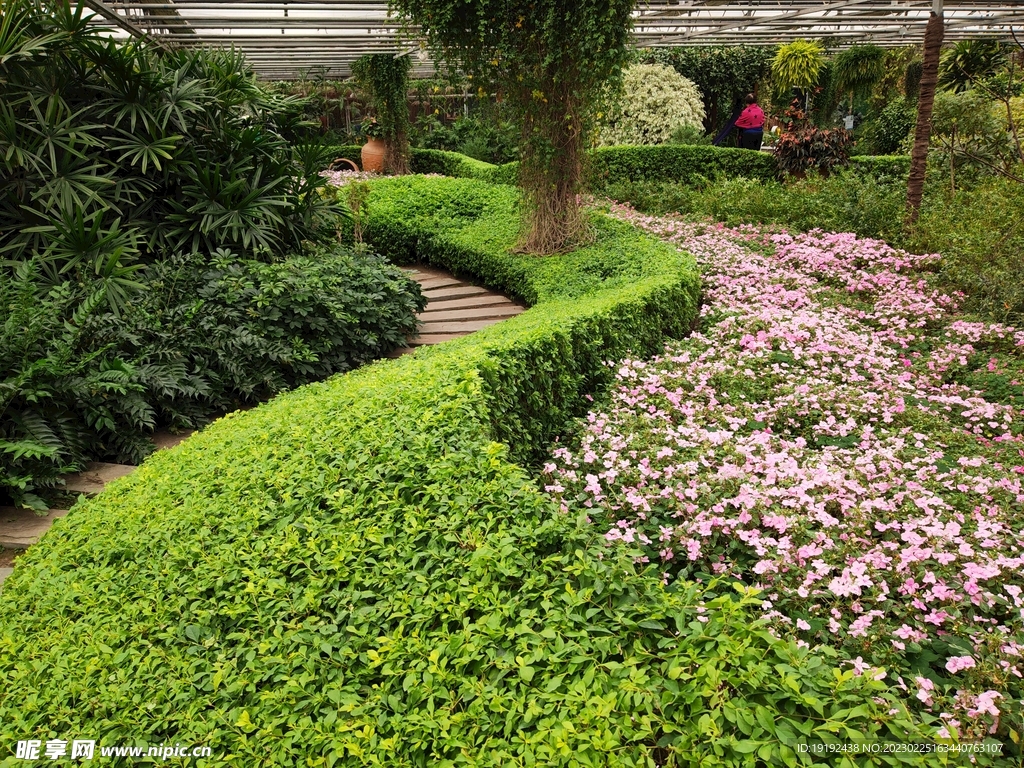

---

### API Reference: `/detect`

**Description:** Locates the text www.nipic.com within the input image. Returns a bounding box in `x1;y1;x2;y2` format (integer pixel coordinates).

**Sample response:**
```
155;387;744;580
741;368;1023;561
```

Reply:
101;745;213;758
15;740;212;761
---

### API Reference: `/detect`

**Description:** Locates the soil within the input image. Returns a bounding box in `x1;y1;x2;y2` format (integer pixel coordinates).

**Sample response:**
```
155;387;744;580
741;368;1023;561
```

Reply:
0;548;23;568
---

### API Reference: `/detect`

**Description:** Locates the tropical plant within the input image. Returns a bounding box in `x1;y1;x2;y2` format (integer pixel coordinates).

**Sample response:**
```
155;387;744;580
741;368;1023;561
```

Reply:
939;39;1010;93
597;63;705;146
931;90;1023;191
351;53;411;174
775;125;852;176
1;245;425;508
771;40;826;96
0;0;340;297
389;0;636;254
0;0;420;508
907;10;945;223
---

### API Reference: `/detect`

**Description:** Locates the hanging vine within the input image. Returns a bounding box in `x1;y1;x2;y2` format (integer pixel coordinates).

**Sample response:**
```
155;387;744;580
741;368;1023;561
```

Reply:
352;54;411;175
389;0;637;254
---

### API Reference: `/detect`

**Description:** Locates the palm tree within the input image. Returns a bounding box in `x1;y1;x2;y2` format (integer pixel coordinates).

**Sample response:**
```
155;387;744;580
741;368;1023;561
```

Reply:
906;5;944;224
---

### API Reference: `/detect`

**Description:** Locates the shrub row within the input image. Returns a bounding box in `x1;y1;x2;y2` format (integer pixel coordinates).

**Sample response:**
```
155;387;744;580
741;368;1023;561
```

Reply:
1;246;423;509
326;145;511;183
0;176;930;765
326;144;783;187
327;144;911;189
847;155;911;181
587;144;778;185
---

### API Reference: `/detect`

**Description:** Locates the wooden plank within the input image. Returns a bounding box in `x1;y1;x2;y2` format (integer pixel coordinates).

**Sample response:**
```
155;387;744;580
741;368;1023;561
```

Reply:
418;305;524;322
405;266;451;280
151;430;194;451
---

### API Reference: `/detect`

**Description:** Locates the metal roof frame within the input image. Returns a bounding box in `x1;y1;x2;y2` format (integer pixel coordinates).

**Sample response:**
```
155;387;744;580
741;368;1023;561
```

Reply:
84;0;1024;80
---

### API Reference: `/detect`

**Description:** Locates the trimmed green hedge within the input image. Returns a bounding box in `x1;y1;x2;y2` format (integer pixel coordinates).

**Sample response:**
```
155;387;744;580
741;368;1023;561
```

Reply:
588;145;778;185
327;144;781;188
846;155;911;182
327;144;908;190
325;145;512;183
0;176;931;766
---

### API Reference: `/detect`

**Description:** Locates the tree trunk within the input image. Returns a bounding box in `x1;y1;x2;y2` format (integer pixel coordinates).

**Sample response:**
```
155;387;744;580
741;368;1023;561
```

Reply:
383;132;410;175
906;11;944;224
515;89;590;254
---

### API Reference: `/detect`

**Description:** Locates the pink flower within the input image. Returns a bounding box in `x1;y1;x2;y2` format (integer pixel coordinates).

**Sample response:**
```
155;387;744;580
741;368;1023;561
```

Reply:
944;656;976;674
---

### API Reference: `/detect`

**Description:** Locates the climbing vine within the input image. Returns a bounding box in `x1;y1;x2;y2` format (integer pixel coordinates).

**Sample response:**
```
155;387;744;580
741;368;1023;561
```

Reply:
352;53;411;174
390;0;637;254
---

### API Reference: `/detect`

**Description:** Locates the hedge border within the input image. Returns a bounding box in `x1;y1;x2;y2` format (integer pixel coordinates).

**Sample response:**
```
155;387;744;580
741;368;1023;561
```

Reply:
0;175;935;766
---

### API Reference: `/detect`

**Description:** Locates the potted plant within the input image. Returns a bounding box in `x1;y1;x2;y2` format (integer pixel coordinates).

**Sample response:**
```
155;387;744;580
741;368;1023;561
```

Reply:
360;117;386;172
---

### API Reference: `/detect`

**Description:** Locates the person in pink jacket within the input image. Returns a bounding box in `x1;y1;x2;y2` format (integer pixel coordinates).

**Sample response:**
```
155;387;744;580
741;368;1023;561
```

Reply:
734;93;765;150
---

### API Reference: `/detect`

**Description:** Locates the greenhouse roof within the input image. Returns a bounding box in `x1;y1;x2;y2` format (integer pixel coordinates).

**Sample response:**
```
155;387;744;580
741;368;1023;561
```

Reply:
86;0;1024;80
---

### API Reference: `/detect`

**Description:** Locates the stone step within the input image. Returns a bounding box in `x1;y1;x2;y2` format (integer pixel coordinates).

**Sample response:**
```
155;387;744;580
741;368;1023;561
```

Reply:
151;430;194;451
424;294;518;311
418;319;505;334
0;567;12;590
422;285;492;301
0;507;69;549
417;276;462;290
417;305;524;323
63;462;136;495
410;333;470;346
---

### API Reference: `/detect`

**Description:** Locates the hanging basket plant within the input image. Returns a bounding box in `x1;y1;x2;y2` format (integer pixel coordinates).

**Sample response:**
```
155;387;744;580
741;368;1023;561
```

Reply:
833;45;886;99
771;40;826;95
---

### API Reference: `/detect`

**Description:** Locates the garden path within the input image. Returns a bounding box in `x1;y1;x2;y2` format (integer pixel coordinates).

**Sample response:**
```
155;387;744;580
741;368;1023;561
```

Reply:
390;265;526;354
0;265;523;580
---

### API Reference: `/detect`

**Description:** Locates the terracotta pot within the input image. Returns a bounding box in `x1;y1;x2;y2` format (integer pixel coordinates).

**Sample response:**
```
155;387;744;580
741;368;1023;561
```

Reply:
361;138;385;173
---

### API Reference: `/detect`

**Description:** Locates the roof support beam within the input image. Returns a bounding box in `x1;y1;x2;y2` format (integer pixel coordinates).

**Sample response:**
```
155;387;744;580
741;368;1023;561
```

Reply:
81;0;173;48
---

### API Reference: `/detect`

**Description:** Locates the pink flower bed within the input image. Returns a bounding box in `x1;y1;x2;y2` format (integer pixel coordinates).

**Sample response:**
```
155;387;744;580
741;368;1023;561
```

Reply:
544;208;1024;746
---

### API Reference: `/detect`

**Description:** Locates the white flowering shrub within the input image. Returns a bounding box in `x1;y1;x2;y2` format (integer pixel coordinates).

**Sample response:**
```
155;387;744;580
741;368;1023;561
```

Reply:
598;63;706;146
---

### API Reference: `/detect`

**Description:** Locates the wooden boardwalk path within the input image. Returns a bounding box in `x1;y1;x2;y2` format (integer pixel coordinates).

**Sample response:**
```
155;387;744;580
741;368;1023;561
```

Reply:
0;265;524;577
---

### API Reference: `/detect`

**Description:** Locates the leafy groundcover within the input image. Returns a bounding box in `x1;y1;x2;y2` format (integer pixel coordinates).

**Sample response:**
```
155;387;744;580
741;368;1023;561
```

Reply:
0;177;940;766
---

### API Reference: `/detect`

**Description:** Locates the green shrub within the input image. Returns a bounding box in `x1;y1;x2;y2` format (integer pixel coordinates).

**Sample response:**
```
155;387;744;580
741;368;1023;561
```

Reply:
775;126;853;176
0;0;338;287
328;145;778;191
588;145;777;186
847;155;911;182
0;263;131;509
598;172;906;244
912;175;1024;323
416;114;520;165
0;176;932;765
668;124;712;146
324;145;515;184
597;63;705;146
0;246;424;507
861;99;917;155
